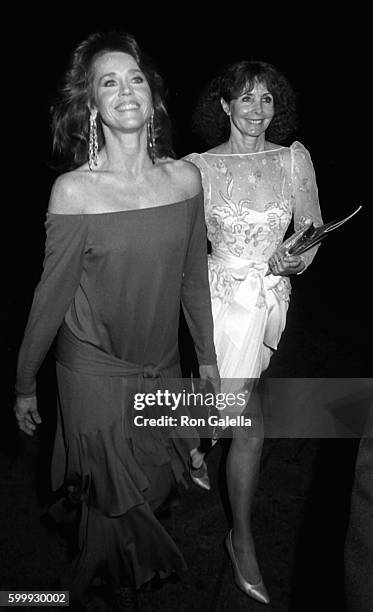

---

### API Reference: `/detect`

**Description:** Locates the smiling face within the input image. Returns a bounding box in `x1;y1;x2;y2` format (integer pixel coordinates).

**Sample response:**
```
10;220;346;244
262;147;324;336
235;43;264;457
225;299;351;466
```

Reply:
90;51;153;131
222;79;274;139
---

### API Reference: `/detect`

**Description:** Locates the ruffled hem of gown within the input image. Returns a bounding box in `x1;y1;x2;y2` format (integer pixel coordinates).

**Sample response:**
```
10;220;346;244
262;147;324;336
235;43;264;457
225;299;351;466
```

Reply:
58;491;187;601
50;363;194;598
52;419;189;517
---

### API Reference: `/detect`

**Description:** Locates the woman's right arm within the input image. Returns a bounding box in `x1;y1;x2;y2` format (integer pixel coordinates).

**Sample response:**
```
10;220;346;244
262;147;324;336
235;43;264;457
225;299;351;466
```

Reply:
14;176;87;433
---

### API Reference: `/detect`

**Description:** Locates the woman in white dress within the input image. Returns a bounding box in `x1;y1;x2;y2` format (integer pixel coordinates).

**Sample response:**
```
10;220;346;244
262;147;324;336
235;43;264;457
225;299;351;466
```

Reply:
185;60;323;604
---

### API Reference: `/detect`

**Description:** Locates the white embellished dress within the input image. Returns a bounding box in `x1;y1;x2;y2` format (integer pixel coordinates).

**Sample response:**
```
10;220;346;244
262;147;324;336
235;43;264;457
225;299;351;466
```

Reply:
186;142;323;413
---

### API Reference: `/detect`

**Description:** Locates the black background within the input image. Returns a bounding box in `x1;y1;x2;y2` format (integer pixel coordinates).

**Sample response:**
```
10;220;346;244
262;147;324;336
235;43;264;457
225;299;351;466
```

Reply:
2;11;371;610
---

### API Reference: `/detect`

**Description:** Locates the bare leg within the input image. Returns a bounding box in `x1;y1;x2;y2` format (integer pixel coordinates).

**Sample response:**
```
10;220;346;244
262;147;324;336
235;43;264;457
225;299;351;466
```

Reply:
227;389;264;582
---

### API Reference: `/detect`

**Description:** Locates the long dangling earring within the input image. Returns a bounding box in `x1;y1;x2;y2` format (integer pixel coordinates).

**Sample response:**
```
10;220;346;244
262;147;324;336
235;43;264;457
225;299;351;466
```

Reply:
88;112;99;171
147;110;156;165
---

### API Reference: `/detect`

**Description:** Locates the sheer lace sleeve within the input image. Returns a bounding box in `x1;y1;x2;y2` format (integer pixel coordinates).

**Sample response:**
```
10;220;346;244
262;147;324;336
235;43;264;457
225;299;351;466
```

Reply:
183;153;211;211
291;141;323;271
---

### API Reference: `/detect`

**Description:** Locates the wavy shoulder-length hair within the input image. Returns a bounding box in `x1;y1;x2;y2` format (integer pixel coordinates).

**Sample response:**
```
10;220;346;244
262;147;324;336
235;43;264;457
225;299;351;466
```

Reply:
51;30;173;169
192;60;298;147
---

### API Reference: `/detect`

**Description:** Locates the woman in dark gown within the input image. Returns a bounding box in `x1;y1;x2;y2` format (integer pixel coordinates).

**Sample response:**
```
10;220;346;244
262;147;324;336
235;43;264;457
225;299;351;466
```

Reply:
14;30;218;607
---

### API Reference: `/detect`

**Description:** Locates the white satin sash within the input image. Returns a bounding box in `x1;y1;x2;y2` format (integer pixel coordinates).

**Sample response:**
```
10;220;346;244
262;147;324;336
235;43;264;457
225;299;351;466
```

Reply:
209;250;290;352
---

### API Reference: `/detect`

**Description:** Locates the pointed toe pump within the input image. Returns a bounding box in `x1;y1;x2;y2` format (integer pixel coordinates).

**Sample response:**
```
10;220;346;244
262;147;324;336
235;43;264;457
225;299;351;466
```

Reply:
225;529;270;605
189;459;211;491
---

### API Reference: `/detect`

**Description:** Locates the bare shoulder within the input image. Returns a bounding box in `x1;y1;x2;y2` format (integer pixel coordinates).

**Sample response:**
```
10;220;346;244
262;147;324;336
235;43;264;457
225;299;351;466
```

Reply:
48;170;90;214
159;158;202;198
174;158;202;187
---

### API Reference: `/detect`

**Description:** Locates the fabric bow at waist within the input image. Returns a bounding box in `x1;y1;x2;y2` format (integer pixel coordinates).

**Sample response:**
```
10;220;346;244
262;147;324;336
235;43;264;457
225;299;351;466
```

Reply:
55;323;177;380
209;250;290;350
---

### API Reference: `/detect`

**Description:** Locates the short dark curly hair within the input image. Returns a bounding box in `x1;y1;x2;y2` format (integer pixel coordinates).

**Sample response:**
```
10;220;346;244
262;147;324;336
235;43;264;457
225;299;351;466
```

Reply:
191;60;298;147
51;30;173;169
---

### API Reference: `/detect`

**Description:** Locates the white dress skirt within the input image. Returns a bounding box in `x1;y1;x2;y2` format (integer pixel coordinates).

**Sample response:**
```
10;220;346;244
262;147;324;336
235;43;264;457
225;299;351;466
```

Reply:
208;250;290;418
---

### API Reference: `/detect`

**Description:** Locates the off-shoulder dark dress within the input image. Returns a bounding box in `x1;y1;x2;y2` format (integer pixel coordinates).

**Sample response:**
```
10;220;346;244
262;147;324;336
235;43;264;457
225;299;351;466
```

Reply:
16;192;216;598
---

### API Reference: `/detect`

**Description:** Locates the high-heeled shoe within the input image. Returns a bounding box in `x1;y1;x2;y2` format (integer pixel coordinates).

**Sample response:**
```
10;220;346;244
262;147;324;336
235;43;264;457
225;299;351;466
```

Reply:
225;529;270;605
189;459;211;491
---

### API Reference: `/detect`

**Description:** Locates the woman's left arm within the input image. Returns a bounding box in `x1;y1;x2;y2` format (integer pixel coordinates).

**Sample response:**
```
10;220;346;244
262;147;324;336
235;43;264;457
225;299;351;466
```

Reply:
290;141;323;271
269;142;323;276
181;190;219;385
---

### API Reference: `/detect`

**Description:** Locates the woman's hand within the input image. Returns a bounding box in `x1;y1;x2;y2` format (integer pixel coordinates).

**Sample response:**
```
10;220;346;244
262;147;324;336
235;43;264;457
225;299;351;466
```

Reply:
199;364;221;395
268;252;305;276
14;395;42;436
